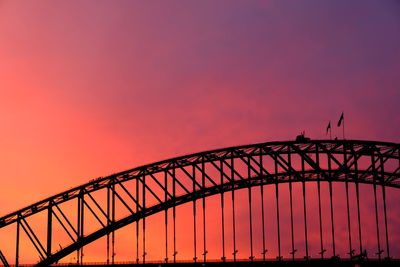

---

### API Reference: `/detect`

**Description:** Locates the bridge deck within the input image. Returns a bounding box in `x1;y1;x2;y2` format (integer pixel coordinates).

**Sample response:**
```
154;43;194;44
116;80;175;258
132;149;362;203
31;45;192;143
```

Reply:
47;259;400;267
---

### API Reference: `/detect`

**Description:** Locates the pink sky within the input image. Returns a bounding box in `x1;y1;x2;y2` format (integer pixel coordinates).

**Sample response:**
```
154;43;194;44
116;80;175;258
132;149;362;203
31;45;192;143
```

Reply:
0;0;399;264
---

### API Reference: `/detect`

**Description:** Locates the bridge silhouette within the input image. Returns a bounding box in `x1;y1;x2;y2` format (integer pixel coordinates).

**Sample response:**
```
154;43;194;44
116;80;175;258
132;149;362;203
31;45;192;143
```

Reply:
0;139;399;266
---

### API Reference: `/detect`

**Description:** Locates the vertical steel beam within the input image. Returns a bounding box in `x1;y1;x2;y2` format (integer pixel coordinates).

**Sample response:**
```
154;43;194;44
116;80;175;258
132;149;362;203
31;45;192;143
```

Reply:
356;181;362;255
77;194;81;264
165;171;168;263
289;181;295;260
302;181;308;260
301;156;309;260
317;180;324;259
76;192;84;264
248;156;254;261
173;166;177;263
107;186;110;264
142;175;146;263
288;149;295;260
202;158;207;262
136;178;139;263
47;204;52;257
15;218;20;267
193;165;197;263
275;182;280;260
220;160;226;262
353;149;362;255
382;152;390;259
372;153;381;260
275;158;281;260
382;184;390;259
329;180;335;257
344;148;353;259
373;182;381;260
260;148;266;261
345;180;353;258
327;153;336;257
111;184;115;264
316;145;325;259
231;154;237;262
80;194;84;264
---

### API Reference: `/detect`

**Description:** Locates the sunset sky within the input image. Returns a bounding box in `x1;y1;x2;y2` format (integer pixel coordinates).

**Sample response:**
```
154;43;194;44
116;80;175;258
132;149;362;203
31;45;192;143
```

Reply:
0;0;400;264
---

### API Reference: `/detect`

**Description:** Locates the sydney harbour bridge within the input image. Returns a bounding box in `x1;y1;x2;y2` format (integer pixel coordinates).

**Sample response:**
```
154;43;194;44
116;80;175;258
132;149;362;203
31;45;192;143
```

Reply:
0;139;399;266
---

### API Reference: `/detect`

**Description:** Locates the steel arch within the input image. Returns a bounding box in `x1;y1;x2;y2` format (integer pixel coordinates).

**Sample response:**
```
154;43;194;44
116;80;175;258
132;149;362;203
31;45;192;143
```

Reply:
0;140;399;266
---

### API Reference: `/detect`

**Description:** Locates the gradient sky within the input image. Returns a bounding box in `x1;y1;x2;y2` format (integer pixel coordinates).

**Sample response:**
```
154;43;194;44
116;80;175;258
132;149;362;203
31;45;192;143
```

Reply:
0;0;400;264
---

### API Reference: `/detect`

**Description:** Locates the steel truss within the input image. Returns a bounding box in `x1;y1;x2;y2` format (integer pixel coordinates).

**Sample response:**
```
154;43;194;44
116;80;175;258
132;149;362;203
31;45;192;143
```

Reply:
0;140;399;266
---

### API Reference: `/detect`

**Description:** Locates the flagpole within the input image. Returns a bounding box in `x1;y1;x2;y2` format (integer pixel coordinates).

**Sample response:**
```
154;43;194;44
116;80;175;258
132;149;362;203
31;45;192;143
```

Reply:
327;121;332;140
338;112;345;140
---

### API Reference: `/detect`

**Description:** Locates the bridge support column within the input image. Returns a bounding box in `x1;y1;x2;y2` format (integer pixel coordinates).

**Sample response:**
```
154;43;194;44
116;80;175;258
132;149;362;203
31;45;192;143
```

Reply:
77;192;84;265
301;154;309;260
275;183;281;260
106;187;110;264
259;149;266;261
329;181;336;257
328;152;336;258
15;218;20;267
372;153;382;260
47;204;53;257
164;171;169;263
231;155;237;262
275;157;281;260
192;165;198;263
289;182;295;261
356;182;363;255
220;161;226;262
202;158;207;263
316;145;325;260
344;148;353;260
287;149;295;261
317;180;325;259
112;184;115;264
172;167;177;263
142;175;146;264
382;184;390;259
135;178;139;263
382;152;392;260
247;156;254;261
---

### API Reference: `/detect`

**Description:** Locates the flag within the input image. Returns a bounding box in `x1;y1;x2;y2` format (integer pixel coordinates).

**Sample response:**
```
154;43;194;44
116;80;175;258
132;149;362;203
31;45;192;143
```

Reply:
326;121;331;135
337;112;344;127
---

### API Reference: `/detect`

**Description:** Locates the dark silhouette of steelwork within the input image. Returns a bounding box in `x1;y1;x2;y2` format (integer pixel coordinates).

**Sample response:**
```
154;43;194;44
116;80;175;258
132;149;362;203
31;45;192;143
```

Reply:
0;139;399;266
0;249;10;267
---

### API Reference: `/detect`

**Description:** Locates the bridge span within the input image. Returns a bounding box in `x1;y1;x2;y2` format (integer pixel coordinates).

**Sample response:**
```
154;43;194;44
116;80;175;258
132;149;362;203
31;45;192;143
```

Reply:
0;139;399;266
